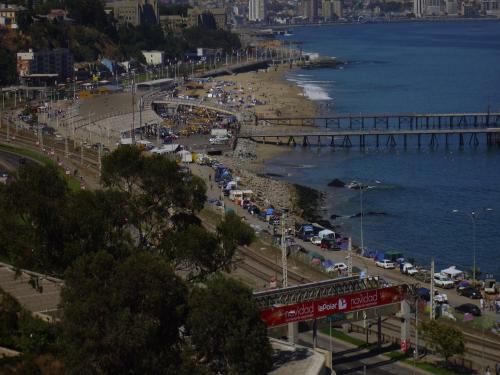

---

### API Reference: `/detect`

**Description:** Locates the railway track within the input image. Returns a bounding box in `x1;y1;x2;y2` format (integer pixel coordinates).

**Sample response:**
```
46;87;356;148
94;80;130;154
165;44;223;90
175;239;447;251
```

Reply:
1;120;316;288
0;126;99;169
353;317;500;366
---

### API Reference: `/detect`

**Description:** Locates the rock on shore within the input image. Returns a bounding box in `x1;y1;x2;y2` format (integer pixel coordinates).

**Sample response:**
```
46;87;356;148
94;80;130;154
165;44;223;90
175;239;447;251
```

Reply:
327;178;345;188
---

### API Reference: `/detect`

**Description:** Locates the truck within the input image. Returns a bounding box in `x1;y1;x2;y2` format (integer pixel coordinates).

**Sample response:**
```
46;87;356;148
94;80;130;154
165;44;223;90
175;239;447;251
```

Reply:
433;273;455;289
210;129;229;137
297;224;314;241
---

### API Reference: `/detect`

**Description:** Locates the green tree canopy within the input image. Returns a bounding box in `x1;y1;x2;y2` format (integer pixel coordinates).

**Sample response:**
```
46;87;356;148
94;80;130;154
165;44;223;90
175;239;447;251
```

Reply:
61;251;188;373
65;0;108;31
420;320;465;362
187;276;272;374
0;163;69;273
101;145;206;248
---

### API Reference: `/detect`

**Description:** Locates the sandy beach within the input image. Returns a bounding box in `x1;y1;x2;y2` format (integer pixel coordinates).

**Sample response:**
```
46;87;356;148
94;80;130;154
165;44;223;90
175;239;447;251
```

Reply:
203;64;325;221
213;64;318;171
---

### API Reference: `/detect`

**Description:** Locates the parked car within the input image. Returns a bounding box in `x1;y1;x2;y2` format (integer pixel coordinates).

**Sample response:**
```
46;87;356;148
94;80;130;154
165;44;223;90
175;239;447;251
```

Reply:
484;279;497;294
455;303;481;316
334;262;348;271
433;273;455;289
414;270;432;283
457;286;481;299
376;260;395;269
310;236;322;246
327;262;348;273
320;238;340;250
401;263;418;276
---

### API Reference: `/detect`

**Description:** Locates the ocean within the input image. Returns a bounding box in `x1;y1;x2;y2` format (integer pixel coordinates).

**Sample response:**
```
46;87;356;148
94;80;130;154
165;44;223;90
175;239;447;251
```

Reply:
265;21;500;277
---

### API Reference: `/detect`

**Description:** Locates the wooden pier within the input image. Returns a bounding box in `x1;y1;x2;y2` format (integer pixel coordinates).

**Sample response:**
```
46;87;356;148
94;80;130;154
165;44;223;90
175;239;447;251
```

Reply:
240;112;500;148
257;112;500;130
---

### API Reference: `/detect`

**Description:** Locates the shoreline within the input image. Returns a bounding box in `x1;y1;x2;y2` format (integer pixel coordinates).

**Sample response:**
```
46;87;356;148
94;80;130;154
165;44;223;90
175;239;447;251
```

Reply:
211;63;330;224
245;17;500;31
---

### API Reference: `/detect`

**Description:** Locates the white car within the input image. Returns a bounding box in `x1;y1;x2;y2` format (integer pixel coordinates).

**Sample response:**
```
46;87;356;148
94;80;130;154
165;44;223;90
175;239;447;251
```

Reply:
327;262;348;273
376;260;396;269
433;273;455;289
434;293;448;304
310;236;322;245
401;262;418;276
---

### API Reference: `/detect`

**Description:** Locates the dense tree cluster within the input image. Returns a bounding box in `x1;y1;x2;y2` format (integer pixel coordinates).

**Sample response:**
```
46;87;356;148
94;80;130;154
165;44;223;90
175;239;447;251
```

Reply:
0;146;271;373
420;320;465;362
0;0;241;84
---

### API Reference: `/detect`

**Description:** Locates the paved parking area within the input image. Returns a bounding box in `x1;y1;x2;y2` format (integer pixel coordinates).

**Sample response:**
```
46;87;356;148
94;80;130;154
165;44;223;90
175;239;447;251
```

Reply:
0;262;62;320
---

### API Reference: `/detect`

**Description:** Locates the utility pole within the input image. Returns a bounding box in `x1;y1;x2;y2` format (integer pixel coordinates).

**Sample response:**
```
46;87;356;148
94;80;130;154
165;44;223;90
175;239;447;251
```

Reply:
281;212;288;288
414;295;419;363
1;92;4;130
430;258;435;320
131;76;136;143
360;184;364;255
98;144;102;177
347;237;353;276
64;125;69;158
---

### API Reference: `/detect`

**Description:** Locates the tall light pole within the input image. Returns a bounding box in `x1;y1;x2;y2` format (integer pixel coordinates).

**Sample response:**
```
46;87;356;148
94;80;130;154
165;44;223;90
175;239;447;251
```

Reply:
452;208;493;283
360;184;364;255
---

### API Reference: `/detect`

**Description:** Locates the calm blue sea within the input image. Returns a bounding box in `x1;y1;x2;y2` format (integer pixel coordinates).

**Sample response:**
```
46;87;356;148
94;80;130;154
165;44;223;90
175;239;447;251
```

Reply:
266;21;500;277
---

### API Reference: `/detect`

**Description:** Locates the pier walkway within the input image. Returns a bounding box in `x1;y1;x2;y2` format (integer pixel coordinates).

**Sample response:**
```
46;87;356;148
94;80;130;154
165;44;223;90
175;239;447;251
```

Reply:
240;112;500;147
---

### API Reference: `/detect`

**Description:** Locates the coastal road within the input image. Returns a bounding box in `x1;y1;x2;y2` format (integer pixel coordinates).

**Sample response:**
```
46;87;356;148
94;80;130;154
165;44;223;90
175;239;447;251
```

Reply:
0;149;27;172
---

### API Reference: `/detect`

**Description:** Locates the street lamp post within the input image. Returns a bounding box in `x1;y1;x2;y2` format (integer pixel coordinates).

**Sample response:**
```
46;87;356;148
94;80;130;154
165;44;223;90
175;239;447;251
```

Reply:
452;208;493;283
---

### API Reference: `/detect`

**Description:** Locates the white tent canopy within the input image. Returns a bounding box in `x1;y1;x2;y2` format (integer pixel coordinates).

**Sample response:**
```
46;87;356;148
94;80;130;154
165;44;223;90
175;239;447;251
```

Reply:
177;150;192;163
318;229;335;239
441;266;464;279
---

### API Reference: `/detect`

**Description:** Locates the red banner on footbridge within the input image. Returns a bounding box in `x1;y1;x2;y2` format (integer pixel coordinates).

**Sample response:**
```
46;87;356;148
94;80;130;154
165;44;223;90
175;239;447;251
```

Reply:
260;285;407;327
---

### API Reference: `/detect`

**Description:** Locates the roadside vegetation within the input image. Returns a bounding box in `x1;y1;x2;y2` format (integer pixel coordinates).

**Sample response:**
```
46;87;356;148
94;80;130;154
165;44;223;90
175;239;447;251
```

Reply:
0;143;81;191
0;0;241;85
320;322;467;375
0;145;271;373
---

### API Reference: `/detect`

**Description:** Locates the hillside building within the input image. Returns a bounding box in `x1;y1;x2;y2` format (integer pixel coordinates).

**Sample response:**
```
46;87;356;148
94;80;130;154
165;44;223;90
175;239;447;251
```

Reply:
105;0;159;26
17;48;74;85
249;0;266;21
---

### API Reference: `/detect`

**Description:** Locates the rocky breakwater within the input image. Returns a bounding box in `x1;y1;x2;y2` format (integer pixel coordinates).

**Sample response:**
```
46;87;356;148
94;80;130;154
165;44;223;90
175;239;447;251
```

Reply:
219;139;292;211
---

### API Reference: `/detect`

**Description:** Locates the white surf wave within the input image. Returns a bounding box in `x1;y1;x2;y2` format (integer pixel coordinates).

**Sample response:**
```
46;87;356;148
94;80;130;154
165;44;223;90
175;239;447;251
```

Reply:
298;83;332;101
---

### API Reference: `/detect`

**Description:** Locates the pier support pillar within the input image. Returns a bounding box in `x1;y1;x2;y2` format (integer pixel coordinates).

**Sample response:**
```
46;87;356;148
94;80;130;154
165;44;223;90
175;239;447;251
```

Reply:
400;300;411;354
302;136;309;147
288;322;298;345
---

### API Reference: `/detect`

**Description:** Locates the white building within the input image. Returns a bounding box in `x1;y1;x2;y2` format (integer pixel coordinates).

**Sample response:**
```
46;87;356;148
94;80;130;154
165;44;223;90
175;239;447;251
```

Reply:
414;0;425;16
248;0;266;21
426;0;443;14
483;0;500;16
142;50;164;66
446;0;458;14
